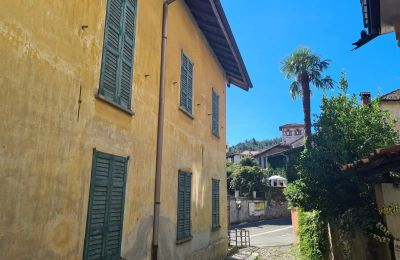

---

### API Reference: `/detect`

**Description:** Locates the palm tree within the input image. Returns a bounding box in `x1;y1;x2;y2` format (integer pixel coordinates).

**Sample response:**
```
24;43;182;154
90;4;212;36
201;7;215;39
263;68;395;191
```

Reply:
281;47;334;145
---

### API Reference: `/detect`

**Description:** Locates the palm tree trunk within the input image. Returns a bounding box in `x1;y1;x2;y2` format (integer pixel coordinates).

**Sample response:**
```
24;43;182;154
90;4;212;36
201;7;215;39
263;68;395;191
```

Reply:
301;79;312;147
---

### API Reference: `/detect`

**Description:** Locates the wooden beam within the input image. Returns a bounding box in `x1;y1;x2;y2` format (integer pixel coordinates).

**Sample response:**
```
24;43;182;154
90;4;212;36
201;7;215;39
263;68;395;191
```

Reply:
208;0;248;88
395;19;400;47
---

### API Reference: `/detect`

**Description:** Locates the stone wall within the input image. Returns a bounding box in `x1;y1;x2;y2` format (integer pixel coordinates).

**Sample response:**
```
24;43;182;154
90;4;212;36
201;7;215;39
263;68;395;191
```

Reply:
229;191;290;224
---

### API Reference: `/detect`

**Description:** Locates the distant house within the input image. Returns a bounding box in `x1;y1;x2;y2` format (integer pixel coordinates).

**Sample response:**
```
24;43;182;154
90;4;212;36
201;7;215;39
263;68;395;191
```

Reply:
380;89;400;134
253;144;291;169
253;124;305;169
279;123;305;145
353;0;400;49
227;150;259;164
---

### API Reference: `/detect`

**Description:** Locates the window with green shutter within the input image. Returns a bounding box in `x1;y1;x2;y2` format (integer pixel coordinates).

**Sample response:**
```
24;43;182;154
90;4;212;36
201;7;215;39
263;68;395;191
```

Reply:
212;179;220;229
99;0;137;110
83;150;129;260
212;89;220;136
180;52;194;115
177;171;192;242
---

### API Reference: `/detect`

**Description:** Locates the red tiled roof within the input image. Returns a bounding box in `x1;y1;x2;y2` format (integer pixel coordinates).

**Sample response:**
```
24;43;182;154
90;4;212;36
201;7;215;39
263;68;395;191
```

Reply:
342;145;400;184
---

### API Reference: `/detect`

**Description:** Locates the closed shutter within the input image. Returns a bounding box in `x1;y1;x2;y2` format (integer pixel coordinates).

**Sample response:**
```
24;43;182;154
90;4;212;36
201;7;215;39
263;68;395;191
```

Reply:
177;172;191;241
180;54;188;110
118;0;136;109
184;173;191;238
84;150;128;260
180;52;193;114
99;0;122;102
99;0;137;109
186;62;193;114
212;90;219;135
212;179;220;228
177;173;185;240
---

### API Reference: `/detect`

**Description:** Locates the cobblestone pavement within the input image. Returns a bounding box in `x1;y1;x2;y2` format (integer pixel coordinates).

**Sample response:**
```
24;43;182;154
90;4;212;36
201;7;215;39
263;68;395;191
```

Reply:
226;245;297;260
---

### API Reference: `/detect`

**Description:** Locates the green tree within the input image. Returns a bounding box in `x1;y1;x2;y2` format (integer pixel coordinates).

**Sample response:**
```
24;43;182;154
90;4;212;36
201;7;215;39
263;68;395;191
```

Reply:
284;89;397;255
230;137;281;152
230;158;267;196
281;47;334;145
239;157;258;167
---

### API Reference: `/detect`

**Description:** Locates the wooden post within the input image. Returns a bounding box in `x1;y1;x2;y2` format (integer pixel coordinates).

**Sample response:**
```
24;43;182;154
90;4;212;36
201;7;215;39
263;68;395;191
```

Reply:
235;229;238;247
395;19;400;47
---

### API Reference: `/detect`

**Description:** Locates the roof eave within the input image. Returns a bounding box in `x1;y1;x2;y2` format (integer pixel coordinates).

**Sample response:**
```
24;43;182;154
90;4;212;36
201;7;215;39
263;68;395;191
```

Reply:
353;0;381;50
184;0;252;90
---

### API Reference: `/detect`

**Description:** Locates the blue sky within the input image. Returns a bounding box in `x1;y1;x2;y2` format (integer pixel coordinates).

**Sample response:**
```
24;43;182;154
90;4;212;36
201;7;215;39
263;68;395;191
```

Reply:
221;0;400;146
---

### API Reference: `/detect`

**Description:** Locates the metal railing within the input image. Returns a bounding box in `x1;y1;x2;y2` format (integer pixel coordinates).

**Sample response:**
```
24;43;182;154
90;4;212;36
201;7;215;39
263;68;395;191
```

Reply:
228;229;250;248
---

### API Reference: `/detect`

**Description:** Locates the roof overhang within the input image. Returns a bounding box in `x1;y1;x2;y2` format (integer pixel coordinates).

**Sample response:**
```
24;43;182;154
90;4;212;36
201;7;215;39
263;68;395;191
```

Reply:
184;0;252;90
353;0;400;49
342;145;400;184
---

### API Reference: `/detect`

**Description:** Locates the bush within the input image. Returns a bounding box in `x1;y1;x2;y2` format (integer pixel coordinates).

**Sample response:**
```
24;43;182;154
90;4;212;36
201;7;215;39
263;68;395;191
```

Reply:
298;210;328;260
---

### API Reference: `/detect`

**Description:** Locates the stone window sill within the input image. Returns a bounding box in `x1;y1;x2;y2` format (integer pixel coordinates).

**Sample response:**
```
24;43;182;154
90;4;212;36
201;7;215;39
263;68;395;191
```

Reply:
179;106;194;120
212;225;221;232
176;235;193;245
96;94;134;116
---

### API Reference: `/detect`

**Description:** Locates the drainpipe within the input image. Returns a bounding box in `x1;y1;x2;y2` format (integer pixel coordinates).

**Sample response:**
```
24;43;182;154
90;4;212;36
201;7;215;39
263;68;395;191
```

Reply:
152;1;176;260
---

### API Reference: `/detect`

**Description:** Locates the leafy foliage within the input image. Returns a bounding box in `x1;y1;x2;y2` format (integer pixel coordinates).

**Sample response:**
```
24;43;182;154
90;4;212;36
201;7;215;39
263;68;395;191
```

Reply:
297;210;328;260
281;47;334;100
229;137;281;153
284;89;397;247
229;158;267;196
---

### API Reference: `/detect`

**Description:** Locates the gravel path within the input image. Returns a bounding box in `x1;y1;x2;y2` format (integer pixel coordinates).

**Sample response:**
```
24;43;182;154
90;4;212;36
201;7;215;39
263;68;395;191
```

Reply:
226;245;298;260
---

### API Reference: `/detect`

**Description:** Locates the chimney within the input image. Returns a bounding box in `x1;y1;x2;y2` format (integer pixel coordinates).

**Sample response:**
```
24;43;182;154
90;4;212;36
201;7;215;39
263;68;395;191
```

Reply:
359;92;371;106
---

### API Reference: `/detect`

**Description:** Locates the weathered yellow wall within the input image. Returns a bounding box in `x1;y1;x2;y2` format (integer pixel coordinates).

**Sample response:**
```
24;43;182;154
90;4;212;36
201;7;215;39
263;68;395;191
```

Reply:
0;0;228;259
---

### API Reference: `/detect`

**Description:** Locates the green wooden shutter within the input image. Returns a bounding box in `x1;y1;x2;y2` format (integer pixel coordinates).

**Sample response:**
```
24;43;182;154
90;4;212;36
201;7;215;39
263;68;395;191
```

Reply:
212;90;219;135
99;0;137;109
177;173;185;240
186;62;193;114
180;53;193;114
84;151;111;260
118;0;137;109
177;172;191;241
104;156;128;259
212;179;220;228
184;173;191;238
216;94;219;132
99;0;123;102
180;53;188;111
84;150;128;260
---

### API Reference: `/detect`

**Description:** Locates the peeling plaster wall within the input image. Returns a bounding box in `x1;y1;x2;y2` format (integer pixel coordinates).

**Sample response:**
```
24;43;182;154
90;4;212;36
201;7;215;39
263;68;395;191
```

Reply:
0;0;228;259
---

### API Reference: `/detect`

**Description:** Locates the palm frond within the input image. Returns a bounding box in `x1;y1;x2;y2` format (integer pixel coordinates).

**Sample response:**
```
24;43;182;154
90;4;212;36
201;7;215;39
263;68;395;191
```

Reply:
289;81;302;100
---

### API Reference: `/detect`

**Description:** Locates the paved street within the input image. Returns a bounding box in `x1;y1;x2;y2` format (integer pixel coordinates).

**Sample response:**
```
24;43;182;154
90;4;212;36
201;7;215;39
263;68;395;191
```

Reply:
227;218;297;260
230;217;295;247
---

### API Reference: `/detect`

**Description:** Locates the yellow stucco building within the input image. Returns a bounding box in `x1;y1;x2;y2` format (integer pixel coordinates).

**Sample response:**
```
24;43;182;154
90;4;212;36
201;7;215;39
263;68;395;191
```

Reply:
0;0;252;259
